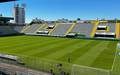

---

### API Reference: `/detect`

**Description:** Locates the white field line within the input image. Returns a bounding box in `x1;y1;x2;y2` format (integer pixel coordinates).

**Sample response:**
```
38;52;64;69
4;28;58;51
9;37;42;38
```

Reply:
111;48;118;71
73;64;110;72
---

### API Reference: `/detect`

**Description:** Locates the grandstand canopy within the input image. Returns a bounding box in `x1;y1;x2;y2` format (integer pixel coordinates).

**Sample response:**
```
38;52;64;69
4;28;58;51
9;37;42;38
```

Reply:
0;0;17;3
0;16;14;23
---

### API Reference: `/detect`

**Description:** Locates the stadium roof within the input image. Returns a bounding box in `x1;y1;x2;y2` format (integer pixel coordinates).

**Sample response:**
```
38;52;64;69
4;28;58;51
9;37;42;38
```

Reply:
0;0;17;3
0;16;14;23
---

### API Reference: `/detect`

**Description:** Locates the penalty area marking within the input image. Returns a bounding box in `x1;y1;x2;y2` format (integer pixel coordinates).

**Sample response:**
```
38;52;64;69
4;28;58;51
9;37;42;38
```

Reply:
72;64;110;72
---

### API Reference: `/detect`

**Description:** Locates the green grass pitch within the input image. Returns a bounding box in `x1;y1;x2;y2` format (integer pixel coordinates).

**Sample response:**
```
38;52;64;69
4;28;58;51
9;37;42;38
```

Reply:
0;35;119;74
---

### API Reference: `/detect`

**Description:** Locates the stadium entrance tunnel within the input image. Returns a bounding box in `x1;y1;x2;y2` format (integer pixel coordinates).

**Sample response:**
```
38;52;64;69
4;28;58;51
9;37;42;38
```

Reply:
97;28;107;31
97;26;107;31
47;25;55;29
94;32;116;38
66;33;77;38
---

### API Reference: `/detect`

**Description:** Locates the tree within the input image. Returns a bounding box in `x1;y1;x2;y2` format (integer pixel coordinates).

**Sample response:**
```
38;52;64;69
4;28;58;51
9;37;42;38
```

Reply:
73;20;77;23
77;18;81;21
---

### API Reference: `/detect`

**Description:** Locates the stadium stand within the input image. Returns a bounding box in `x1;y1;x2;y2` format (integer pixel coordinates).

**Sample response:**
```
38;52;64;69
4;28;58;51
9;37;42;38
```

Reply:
20;22;119;39
50;23;72;36
96;23;108;32
0;62;51;75
0;54;18;61
97;26;107;31
72;23;94;37
116;23;120;38
48;24;58;35
97;23;115;32
98;22;107;26
0;24;24;36
65;23;76;35
24;24;41;33
21;25;31;33
94;23;117;38
0;26;17;35
14;26;24;33
108;23;116;32
36;30;49;34
47;24;55;29
90;21;99;38
66;32;77;37
34;24;49;35
38;24;48;31
94;32;116;38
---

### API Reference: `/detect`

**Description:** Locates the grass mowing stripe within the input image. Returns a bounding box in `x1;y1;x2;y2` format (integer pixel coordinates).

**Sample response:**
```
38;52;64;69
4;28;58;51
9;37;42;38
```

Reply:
55;40;92;61
58;40;101;62
0;36;70;55
29;40;79;57
0;37;53;54
4;38;66;55
0;36;25;40
18;38;70;55
91;41;117;70
0;36;52;46
74;41;109;66
44;40;90;60
0;37;50;50
0;36;118;74
0;36;35;43
0;36;31;45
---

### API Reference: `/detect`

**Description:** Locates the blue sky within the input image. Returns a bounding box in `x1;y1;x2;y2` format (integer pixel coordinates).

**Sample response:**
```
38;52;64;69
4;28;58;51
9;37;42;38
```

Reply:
0;0;120;23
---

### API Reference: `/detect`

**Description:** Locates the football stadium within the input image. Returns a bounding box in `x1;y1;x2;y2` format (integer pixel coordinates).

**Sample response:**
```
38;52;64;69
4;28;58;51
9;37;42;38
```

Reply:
0;0;120;75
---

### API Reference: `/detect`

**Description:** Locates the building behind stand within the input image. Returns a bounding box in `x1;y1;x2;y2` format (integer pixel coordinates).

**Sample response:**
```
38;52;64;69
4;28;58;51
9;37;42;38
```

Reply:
13;4;25;25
